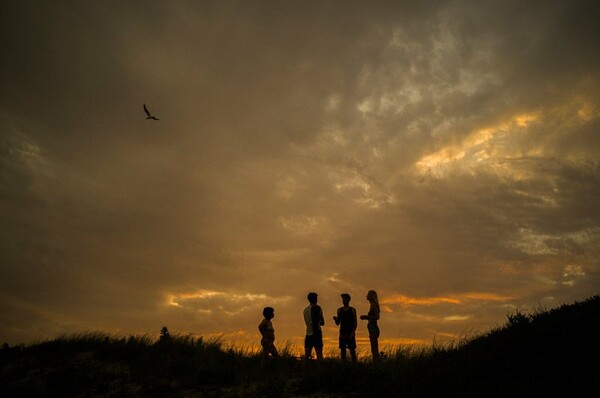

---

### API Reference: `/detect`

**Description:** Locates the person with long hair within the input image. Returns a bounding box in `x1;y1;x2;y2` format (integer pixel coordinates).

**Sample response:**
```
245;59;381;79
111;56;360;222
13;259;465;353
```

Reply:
360;290;381;362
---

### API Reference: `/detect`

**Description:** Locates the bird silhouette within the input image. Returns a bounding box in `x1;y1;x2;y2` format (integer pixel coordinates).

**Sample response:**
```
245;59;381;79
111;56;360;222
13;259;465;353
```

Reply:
144;104;159;120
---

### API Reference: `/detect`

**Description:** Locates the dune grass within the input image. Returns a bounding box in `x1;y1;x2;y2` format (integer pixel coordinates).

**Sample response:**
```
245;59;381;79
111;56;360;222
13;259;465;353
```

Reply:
1;295;599;397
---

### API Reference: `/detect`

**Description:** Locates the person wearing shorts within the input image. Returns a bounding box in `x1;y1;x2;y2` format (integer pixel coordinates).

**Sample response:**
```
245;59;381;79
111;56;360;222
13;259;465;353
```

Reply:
333;293;357;361
303;292;324;361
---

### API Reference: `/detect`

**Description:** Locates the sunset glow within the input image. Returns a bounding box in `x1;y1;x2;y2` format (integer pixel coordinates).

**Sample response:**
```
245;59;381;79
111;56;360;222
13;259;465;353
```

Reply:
1;1;598;353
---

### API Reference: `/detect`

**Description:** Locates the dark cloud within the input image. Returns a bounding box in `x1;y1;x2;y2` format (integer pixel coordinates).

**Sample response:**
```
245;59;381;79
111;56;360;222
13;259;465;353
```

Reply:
1;1;599;349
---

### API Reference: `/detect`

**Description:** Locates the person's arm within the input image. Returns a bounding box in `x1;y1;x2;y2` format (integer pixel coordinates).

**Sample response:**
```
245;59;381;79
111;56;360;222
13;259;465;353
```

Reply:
311;305;324;333
369;303;380;320
351;308;358;333
267;320;275;340
367;313;380;321
360;304;380;320
334;308;341;326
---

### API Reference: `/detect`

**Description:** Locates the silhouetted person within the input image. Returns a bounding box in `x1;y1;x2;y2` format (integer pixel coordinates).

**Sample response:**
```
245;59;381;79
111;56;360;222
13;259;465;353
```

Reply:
360;290;381;362
333;293;357;362
258;307;279;358
303;292;325;361
160;326;170;342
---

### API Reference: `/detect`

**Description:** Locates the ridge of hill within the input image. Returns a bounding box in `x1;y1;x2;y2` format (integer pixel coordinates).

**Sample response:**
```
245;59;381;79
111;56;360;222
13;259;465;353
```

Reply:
416;294;600;397
1;295;599;397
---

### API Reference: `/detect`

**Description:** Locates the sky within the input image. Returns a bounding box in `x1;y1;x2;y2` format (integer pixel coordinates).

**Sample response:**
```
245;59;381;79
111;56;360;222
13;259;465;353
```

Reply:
1;1;599;352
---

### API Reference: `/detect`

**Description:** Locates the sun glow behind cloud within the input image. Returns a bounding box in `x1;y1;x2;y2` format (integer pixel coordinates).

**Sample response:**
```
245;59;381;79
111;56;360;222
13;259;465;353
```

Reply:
166;290;290;309
381;292;514;307
415;112;539;177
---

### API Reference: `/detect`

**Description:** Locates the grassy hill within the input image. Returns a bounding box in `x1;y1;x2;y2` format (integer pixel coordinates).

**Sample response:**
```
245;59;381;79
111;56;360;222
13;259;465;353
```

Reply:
1;295;599;397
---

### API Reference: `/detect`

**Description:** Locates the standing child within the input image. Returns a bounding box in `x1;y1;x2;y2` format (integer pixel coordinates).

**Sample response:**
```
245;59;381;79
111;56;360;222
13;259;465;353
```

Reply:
333;293;357;361
258;307;279;358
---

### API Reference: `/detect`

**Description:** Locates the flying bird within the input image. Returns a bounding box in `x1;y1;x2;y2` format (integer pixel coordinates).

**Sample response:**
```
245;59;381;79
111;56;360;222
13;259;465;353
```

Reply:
143;104;159;120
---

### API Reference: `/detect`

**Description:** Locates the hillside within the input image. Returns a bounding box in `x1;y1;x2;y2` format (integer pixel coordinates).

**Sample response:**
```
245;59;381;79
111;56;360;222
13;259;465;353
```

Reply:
1;295;599;397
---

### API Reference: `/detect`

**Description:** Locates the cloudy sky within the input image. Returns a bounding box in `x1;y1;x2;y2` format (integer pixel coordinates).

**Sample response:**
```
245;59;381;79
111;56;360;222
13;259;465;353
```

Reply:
1;1;599;352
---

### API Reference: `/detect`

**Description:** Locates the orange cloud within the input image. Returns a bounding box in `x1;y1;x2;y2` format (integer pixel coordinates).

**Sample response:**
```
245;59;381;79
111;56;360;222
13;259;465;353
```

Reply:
414;111;539;176
459;292;513;301
381;295;462;306
381;292;514;307
379;337;429;346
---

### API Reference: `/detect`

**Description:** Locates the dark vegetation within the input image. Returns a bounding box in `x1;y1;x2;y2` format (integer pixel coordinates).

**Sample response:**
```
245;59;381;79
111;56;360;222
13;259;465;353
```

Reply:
1;295;599;397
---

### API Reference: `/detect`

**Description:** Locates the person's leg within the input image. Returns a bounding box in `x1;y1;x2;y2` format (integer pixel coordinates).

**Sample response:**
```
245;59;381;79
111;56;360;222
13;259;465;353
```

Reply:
369;334;380;362
269;343;279;358
315;332;324;361
315;346;323;361
262;345;269;359
340;347;347;360
304;335;312;360
348;334;357;362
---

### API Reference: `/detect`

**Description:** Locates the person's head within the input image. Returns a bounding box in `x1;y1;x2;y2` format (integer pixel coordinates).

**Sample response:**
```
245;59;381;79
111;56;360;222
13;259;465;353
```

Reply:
263;307;275;319
341;293;351;306
307;292;318;304
366;290;379;304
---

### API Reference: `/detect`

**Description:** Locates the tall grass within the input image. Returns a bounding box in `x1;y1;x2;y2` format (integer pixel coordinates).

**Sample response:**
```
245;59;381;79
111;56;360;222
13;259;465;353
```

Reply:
1;295;599;397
